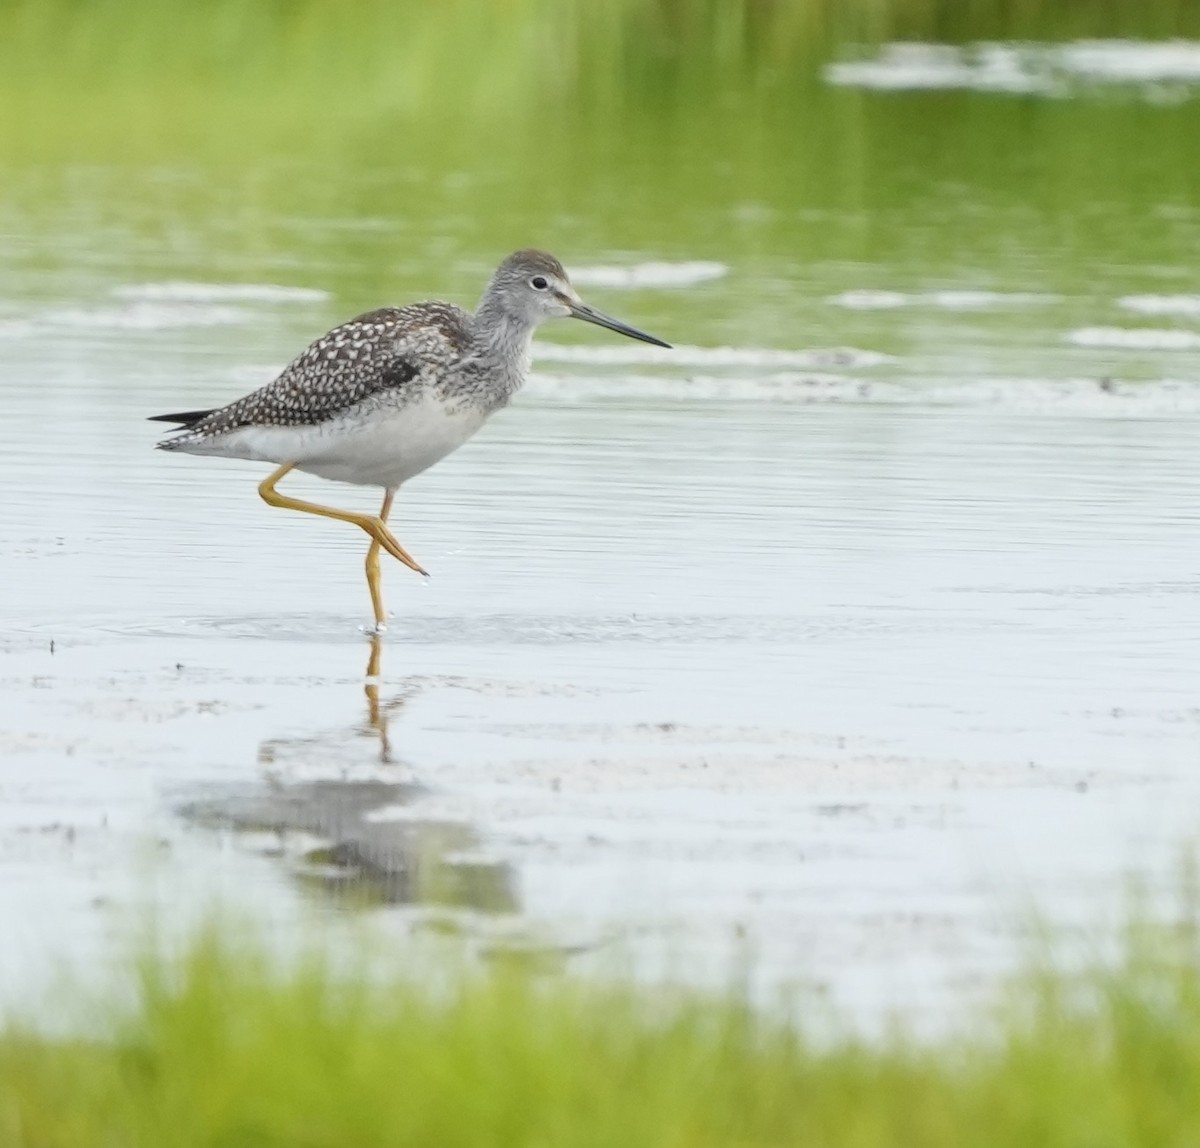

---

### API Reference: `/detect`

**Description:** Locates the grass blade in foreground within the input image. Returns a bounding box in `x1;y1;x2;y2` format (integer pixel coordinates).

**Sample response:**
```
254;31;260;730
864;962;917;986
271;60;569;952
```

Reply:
2;907;1200;1146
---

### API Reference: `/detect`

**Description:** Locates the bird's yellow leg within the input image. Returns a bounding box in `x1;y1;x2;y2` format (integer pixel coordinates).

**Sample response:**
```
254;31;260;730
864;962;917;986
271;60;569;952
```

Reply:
365;489;395;631
257;464;428;577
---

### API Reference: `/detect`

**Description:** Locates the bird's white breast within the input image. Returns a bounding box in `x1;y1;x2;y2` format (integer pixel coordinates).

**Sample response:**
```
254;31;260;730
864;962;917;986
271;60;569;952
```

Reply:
184;392;491;489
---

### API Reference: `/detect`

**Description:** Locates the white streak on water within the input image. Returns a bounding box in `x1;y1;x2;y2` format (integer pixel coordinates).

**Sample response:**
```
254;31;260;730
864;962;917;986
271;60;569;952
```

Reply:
1118;294;1200;317
569;262;728;288
526;371;858;404
1066;326;1200;350
829;289;1057;310
40;302;252;330
827;43;1048;94
828;290;910;310
532;343;893;369
526;371;1200;413
113;281;330;304
1060;40;1200;83
826;39;1200;99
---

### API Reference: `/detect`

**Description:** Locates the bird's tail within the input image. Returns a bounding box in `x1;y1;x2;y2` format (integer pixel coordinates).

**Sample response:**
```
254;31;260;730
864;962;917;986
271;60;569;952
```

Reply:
147;409;215;428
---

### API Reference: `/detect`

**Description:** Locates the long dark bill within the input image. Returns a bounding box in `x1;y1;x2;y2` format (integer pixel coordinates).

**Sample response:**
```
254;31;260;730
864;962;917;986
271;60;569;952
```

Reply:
568;301;671;348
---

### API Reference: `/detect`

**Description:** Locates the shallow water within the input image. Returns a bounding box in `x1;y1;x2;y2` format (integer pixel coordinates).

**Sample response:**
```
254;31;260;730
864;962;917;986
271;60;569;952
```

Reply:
3;47;1200;1018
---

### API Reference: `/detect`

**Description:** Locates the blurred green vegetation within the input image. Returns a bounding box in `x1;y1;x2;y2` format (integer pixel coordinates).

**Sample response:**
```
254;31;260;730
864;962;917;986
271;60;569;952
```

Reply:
4;0;1200;164
4;896;1200;1146
1;0;1198;369
3;0;1197;244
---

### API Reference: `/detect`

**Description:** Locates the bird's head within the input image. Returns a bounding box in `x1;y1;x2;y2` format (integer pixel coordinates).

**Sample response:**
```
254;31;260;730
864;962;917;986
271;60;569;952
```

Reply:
486;249;671;348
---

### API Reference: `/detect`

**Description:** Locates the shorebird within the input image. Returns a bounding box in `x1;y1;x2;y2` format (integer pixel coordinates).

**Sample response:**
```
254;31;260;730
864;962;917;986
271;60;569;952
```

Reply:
151;249;670;630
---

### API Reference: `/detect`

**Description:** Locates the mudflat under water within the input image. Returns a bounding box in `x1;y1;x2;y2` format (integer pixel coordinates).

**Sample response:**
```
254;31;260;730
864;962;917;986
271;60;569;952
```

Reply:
3;87;1200;1017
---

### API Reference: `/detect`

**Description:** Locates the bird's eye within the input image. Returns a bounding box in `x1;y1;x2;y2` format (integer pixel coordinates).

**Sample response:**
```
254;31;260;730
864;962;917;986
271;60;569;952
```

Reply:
530;276;549;290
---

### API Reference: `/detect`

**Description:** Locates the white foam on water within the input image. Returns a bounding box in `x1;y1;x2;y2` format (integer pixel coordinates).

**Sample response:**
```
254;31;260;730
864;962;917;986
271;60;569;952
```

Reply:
526;371;866;404
829;289;1056;310
533;342;894;370
569;262;728;289
826;42;1051;94
1066;326;1200;350
826;39;1200;98
928;290;1056;309
527;370;1200;414
113;281;330;304
42;302;252;331
910;375;1200;414
1059;39;1200;83
1118;294;1200;317
828;290;910;310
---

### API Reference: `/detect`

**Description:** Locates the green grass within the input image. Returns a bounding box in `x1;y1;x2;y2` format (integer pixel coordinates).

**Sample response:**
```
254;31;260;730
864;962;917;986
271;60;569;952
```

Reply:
3;899;1200;1147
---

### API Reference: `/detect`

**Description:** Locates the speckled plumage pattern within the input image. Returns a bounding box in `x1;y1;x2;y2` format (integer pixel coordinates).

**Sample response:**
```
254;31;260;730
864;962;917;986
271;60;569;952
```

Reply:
159;301;473;443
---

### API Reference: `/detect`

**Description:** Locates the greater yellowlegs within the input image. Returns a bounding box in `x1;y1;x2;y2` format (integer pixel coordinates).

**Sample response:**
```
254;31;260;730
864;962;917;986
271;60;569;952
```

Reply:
150;249;670;630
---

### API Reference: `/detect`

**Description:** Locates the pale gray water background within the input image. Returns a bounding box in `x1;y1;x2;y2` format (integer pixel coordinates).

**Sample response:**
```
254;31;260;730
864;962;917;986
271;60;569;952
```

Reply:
2;161;1200;1023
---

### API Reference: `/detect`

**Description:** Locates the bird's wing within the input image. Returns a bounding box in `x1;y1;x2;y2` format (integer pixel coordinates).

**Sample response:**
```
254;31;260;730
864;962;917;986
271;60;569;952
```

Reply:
179;303;471;438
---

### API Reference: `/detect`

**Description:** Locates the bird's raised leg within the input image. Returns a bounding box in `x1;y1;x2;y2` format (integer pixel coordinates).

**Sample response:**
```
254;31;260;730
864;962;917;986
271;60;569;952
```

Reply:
258;465;428;585
364;488;396;632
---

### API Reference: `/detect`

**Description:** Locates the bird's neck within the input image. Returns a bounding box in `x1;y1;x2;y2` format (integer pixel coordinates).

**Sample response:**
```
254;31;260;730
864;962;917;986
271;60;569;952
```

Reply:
471;298;536;392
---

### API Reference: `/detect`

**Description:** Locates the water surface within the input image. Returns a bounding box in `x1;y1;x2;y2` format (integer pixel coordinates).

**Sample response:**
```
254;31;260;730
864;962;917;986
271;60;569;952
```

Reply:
2;38;1200;1019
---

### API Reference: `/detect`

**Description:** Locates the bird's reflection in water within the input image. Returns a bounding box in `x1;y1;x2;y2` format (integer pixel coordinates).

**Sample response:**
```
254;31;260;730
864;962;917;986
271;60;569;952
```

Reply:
181;636;517;913
364;634;394;762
